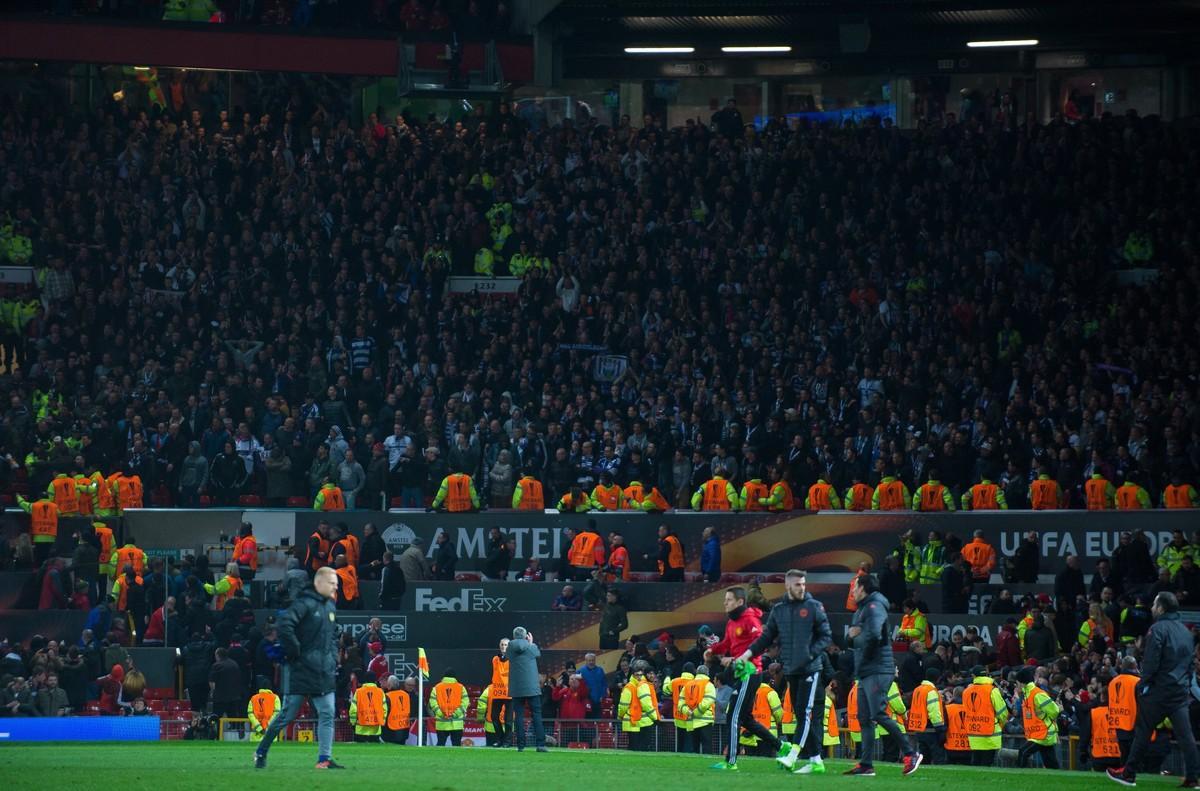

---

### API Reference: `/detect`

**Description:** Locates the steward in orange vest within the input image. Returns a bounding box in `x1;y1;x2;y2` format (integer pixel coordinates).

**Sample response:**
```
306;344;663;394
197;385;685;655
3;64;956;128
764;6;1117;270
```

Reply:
431;471;480;512
556;486;593;512
605;533;632;582
739;478;770;511
114;473;143;514
944;702;971;763
871;475;910;510
1029;467;1063;510
305;522;332;571
313;481;346;511
690;474;737;511
655;525;685;581
114;540;148;576
623;481;669;512
17;495;58;564
590;473;623;511
333;557;360;609
233;522;258;580
247;689;281;741
1162;476;1200;508
908;674;946;764
48;473;81;514
511;475;545;510
805;478;841;510
762;469;795;511
568;527;605;580
962;478;1007;510
1085;473;1116;510
382;681;413;743
350;681;386;739
203;562;244;611
844;480;874;511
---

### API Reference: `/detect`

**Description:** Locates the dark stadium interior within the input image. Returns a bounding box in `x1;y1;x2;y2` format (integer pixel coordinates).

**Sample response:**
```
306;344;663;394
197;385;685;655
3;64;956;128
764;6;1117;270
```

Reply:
0;0;1198;774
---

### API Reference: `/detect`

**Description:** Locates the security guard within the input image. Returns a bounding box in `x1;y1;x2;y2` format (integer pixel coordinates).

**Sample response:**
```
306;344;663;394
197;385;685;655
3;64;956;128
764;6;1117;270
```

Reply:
47;472;82;515
761;468;795;511
663;663;697;751
891;530;921;584
16;494;58;565
623;481;669;512
381;676;413;744
844;478;874;512
429;669;468;746
475;683;509;746
655;524;685;582
204;563;244;611
114;470;143;514
690;469;738;511
94;471;120;517
92;521;116;589
907;670;945;764
430;469;481;512
1157;530;1191;577
805;477;842;510
1015;667;1060;768
488;639;513;746
114;537;149;577
1085;472;1117;510
556;486;593;513
247;688;281;742
871;471;910;511
350;679;386;741
1162;475;1200;508
898;599;931;648
962;668;1007;766
962;476;1007;510
567;523;605;581
1028;463;1063;510
590;473;623;511
918;531;946;585
681;666;716;754
1115;476;1151;510
912;470;955;511
312;479;346;511
739;477;770;511
618;660;658;751
823;684;842;754
511;475;545;510
473;247;495;278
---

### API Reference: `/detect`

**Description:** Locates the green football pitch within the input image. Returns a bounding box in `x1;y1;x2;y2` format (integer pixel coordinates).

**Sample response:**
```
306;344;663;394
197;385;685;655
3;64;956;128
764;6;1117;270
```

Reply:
0;743;1178;790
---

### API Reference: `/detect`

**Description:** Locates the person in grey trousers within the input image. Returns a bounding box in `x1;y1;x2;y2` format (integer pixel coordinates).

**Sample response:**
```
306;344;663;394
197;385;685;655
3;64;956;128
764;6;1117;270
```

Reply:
254;567;343;770
1107;592;1199;788
846;573;922;777
507;626;549;752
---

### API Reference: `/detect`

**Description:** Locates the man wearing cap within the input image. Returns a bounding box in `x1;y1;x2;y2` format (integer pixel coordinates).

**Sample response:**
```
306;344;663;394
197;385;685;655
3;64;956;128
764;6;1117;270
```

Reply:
1107;592;1199;788
737;569;832;775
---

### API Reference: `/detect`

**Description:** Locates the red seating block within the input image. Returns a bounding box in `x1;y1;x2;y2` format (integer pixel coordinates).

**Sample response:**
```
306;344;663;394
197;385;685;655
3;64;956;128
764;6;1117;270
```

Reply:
287;496;308;507
390;497;405;508
199;495;212;506
239;494;263;506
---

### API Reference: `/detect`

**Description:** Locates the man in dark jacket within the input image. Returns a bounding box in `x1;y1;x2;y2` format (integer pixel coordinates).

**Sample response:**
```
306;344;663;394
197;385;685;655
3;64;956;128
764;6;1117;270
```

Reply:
183;631;215;710
847;574;922;777
431;530;458;581
1107;592;1199;787
1011;531;1040;583
1054;554;1086;605
483;535;515;581
208;646;244;718
739;569;833;774
939;553;972;614
254;567;343;770
378;552;406;610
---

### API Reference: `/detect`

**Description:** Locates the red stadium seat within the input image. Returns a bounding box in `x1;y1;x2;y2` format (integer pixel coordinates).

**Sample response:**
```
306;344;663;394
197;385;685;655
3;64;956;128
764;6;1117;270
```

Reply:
0;494;11;506
199;495;212;506
287;496;309;507
454;572;481;582
390;497;405;508
239;494;263;506
10;482;28;495
150;487;172;507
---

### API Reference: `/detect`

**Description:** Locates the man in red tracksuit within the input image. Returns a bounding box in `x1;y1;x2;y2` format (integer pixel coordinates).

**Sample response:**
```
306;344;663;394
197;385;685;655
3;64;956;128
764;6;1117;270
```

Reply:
704;586;794;770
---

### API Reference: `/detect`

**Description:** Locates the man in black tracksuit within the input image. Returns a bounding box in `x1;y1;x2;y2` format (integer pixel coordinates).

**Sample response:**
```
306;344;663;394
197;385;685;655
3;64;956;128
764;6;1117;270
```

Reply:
1107;592;1199;788
738;569;832;775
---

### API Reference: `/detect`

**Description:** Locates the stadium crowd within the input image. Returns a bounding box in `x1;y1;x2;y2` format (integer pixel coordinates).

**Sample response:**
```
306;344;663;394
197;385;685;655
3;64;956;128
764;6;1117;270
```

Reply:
2;87;1199;525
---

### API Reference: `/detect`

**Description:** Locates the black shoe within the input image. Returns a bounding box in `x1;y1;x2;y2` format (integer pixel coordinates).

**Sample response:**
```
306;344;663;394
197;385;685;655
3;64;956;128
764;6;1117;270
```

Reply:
517;746;525;752
1107;767;1137;787
536;747;549;753
254;754;267;770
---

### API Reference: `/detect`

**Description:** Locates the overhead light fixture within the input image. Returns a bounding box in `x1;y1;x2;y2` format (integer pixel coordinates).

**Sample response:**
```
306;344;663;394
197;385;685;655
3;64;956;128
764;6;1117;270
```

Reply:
133;65;150;71
966;39;1038;48
721;45;792;53
624;46;695;54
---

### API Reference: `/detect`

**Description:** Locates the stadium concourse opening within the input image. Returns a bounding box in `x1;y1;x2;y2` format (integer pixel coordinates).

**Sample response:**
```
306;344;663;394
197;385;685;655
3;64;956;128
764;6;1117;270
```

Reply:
1;0;1200;781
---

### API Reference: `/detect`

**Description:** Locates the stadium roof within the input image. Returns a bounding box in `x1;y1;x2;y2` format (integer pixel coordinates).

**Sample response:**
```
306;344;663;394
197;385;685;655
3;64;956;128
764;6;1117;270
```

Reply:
547;0;1200;60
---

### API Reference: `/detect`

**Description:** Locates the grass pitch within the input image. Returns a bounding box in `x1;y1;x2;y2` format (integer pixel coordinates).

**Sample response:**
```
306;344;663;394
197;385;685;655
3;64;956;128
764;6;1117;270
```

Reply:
0;743;1179;790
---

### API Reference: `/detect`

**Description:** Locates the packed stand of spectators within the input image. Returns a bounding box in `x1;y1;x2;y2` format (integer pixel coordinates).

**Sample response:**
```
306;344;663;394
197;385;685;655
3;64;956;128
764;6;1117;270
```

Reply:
1;87;1199;521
